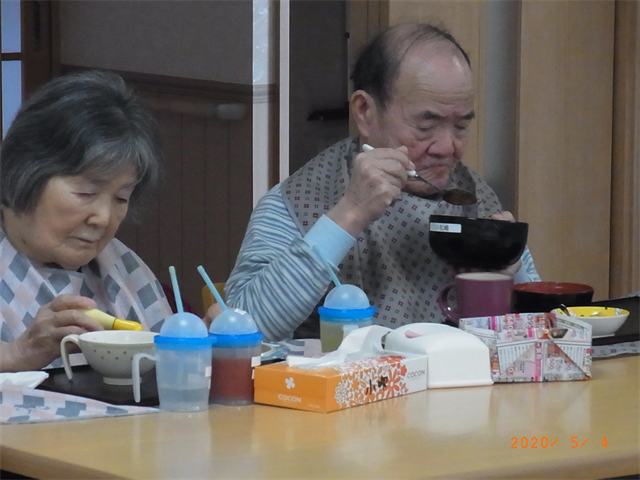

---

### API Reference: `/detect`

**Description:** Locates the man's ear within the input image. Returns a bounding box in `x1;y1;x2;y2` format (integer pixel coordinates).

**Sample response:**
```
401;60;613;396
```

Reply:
350;90;377;138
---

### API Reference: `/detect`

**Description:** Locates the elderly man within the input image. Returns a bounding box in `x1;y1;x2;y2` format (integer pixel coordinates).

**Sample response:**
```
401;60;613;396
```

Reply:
224;23;539;341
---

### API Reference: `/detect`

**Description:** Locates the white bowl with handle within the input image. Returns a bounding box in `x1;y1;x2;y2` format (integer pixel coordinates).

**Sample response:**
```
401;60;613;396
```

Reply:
61;330;157;385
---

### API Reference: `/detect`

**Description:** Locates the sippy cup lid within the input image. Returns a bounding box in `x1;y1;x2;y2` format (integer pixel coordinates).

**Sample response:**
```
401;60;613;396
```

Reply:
156;312;211;349
320;284;375;322
159;312;209;338
209;331;263;348
209;308;263;348
209;308;258;335
324;284;371;309
318;305;376;321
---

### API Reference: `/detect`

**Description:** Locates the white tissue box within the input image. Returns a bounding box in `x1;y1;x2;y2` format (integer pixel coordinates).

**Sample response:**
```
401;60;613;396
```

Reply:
384;323;494;389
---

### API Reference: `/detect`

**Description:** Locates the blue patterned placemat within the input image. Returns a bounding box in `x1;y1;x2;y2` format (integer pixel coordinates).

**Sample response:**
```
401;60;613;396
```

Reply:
1;383;158;424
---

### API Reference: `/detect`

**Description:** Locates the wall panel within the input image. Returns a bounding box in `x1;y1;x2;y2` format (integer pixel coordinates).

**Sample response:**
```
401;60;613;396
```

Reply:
610;0;640;298
205;117;232;281
111;77;253;315
517;1;615;299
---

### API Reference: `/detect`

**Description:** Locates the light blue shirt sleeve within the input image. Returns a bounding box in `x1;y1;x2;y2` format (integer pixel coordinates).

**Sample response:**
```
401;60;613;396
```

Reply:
225;184;341;341
514;247;541;283
303;214;356;268
226;183;542;340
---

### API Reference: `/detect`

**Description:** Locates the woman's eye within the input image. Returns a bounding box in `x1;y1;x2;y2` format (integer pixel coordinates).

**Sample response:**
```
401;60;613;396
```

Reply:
116;197;130;205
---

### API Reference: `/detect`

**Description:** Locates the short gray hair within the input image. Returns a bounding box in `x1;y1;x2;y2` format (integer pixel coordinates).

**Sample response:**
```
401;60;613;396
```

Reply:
1;70;161;219
351;23;471;111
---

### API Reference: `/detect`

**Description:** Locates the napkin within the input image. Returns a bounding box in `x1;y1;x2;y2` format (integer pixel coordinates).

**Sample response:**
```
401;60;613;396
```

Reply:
1;383;158;424
286;325;391;369
0;371;49;389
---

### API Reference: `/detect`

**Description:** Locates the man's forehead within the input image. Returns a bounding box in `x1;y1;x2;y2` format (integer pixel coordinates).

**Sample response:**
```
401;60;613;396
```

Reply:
404;37;469;68
396;40;473;84
393;83;475;113
391;48;474;111
418;110;476;121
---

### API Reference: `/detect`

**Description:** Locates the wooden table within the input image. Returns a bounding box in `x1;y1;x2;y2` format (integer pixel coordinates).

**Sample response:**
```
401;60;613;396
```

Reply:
1;356;638;479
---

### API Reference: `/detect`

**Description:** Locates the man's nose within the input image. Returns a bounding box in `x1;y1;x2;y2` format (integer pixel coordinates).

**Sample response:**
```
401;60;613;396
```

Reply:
427;127;457;158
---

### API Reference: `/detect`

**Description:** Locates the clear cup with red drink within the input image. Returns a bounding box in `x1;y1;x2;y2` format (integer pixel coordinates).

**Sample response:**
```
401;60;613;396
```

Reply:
208;308;263;406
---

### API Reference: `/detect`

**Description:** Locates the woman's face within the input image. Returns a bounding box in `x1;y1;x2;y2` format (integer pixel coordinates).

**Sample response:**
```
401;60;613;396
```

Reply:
9;166;137;270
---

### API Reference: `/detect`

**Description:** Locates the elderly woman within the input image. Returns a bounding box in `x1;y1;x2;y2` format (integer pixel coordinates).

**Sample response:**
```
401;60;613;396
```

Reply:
0;70;174;372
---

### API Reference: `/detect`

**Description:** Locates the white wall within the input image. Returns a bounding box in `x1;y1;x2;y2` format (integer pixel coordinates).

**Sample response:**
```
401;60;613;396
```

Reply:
60;0;253;84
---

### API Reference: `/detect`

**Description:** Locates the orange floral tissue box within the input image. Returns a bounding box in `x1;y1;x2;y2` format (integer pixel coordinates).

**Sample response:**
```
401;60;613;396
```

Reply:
253;354;428;413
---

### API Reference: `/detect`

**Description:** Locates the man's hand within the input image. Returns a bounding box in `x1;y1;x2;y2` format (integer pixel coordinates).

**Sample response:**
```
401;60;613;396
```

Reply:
327;146;415;236
455;211;523;276
1;294;101;372
489;211;522;275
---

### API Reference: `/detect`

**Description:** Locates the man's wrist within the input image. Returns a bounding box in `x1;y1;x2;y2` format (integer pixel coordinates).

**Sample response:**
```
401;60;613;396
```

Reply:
512;260;529;284
326;199;370;237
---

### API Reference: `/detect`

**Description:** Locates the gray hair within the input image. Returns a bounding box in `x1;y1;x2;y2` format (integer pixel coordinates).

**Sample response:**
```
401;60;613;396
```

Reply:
351;23;471;111
0;70;161;219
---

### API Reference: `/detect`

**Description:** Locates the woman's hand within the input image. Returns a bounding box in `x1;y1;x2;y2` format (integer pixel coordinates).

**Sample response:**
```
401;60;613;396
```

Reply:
1;294;102;372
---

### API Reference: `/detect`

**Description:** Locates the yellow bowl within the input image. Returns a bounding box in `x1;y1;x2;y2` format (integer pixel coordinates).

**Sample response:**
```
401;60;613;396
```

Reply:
552;306;629;337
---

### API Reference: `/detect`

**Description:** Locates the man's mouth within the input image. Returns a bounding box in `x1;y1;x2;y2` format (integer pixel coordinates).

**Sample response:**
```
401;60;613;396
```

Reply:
414;165;449;183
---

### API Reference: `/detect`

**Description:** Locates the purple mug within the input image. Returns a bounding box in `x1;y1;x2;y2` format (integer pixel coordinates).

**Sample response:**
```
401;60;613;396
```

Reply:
438;272;514;323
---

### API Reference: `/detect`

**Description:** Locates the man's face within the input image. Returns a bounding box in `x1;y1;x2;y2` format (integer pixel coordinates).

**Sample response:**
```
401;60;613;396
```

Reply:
366;42;475;197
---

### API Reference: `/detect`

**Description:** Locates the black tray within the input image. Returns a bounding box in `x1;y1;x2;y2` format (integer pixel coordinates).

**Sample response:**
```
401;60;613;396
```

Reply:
37;365;159;407
591;296;639;346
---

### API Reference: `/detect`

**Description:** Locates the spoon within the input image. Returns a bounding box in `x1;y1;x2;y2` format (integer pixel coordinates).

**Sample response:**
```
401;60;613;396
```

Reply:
362;144;477;206
558;304;575;316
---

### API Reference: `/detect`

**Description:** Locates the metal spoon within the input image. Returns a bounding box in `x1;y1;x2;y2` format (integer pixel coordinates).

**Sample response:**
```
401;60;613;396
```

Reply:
362;144;477;206
558;304;575;316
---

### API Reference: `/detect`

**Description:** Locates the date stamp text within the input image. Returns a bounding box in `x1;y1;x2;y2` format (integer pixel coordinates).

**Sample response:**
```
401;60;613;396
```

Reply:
511;437;608;449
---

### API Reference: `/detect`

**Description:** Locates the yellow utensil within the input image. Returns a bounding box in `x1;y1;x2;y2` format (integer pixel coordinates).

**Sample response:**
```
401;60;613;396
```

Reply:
81;309;144;331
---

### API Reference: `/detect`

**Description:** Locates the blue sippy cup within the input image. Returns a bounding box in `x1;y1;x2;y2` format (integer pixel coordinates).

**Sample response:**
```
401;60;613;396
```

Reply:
133;312;212;411
318;284;376;352
209;308;263;406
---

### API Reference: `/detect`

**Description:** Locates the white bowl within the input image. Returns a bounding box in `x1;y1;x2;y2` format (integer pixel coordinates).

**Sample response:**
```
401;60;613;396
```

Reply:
552;306;629;337
61;330;157;385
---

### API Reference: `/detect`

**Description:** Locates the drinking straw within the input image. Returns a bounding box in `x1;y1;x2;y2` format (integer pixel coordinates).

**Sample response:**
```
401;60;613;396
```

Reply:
168;266;184;313
312;245;341;287
197;265;228;310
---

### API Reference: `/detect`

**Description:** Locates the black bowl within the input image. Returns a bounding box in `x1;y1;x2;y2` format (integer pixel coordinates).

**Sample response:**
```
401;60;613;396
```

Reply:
512;281;594;313
429;214;529;270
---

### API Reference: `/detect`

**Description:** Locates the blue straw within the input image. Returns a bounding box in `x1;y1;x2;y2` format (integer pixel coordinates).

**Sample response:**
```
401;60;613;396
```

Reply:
312;245;341;287
168;266;184;313
197;265;227;310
